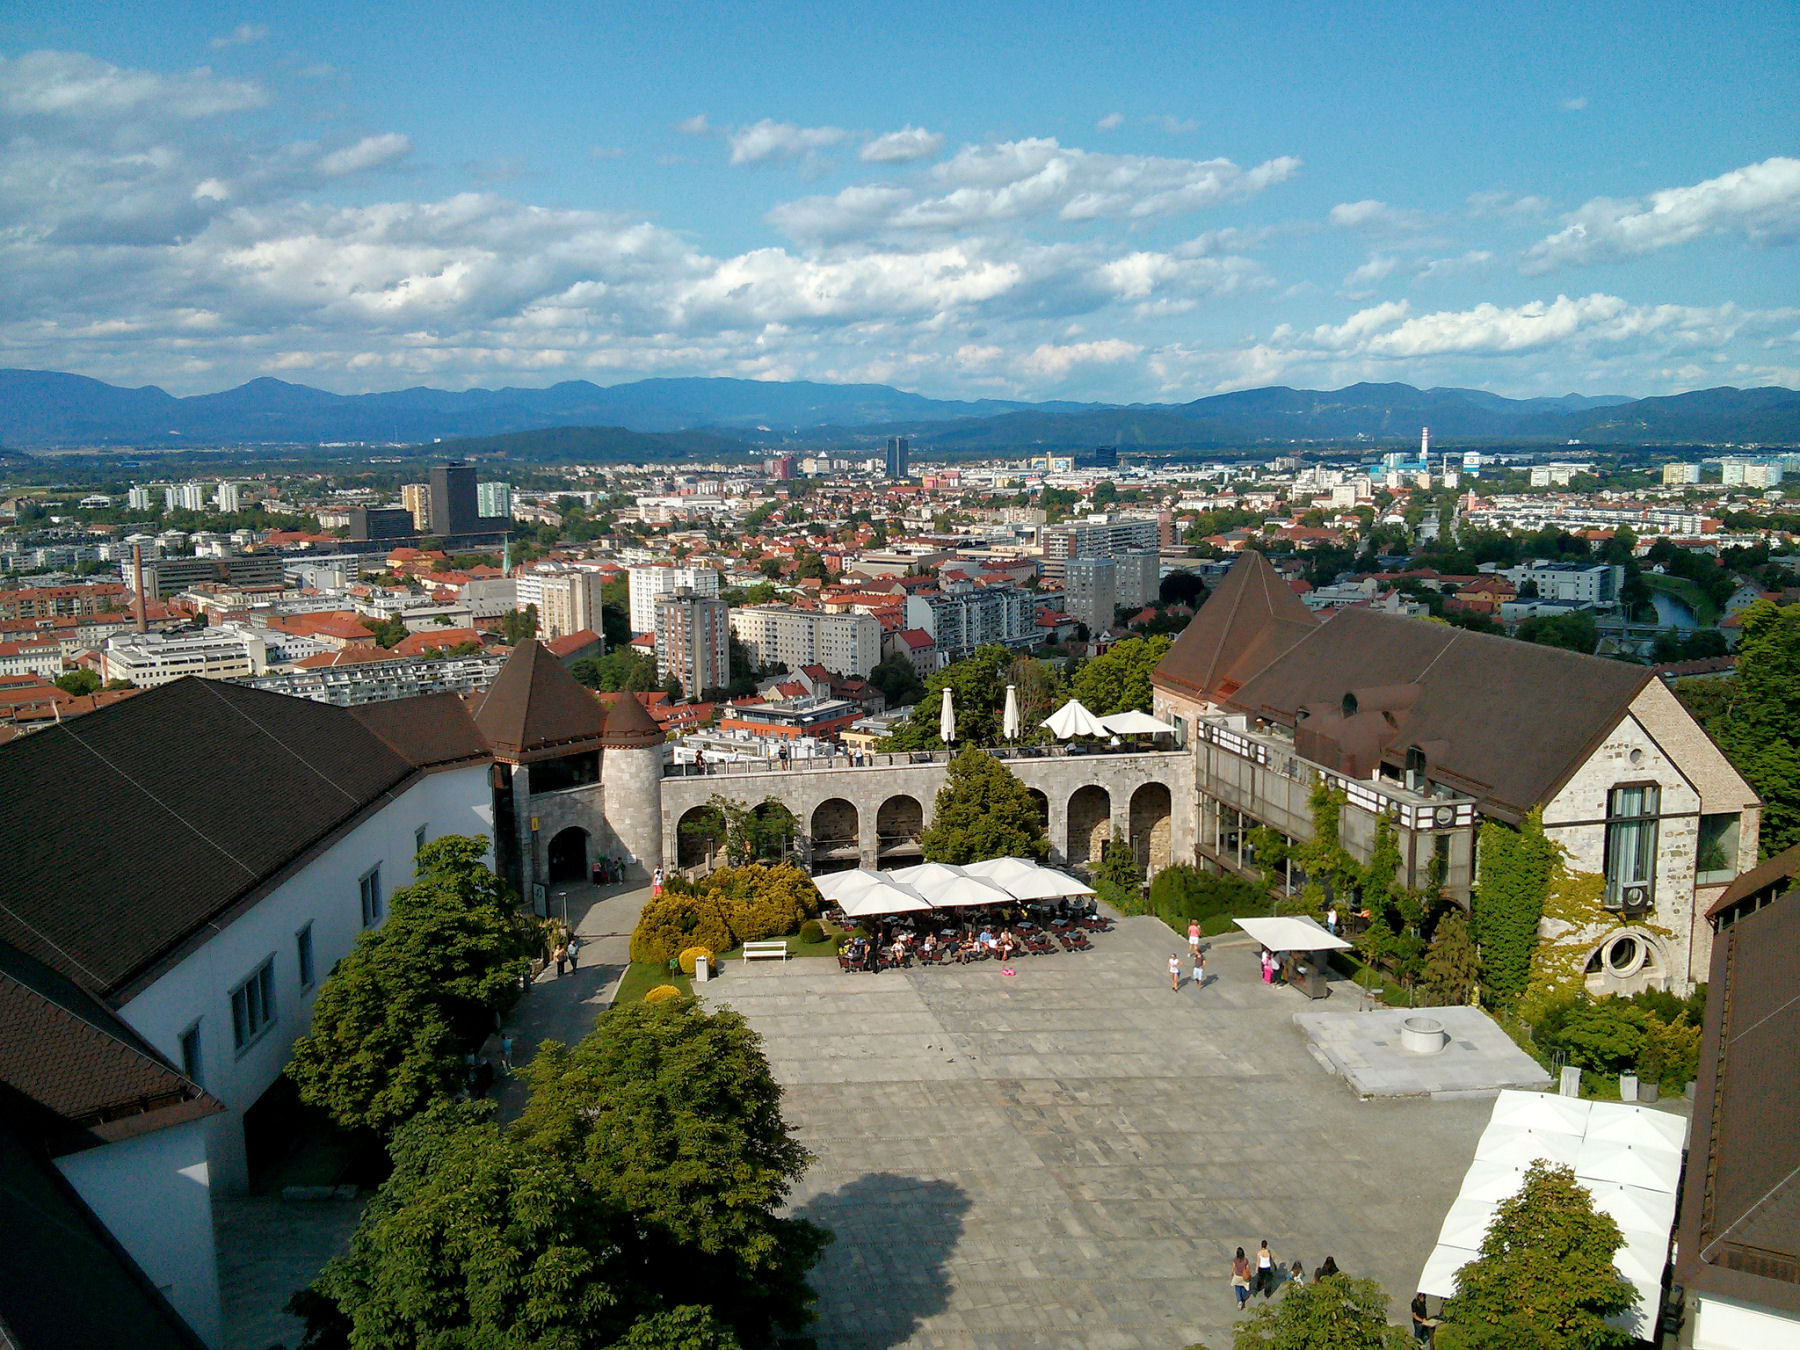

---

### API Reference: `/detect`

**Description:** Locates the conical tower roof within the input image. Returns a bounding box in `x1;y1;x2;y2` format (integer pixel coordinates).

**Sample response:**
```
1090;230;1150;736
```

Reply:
599;691;664;749
470;639;609;763
1152;550;1317;706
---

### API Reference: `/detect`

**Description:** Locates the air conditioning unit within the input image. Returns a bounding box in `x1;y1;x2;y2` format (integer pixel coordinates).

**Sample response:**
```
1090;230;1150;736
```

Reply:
1623;885;1649;908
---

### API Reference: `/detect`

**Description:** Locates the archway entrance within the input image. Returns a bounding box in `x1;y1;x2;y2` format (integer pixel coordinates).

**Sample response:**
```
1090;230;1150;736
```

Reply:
1067;785;1111;869
811;798;860;871
1130;782;1172;874
547;827;589;883
876;794;924;861
676;805;726;871
1027;788;1050;832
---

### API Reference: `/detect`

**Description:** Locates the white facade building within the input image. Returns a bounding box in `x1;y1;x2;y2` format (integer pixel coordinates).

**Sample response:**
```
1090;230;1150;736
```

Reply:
101;626;270;686
628;564;720;634
127;484;155;511
516;567;604;641
476;481;512;518
213;482;243;513
728;605;884;678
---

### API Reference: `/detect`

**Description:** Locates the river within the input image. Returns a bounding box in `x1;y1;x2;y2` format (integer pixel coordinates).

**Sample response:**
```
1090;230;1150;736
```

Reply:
1650;589;1700;631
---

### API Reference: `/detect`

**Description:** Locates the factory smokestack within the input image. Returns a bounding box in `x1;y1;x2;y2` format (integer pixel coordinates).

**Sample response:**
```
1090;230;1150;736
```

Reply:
131;543;148;634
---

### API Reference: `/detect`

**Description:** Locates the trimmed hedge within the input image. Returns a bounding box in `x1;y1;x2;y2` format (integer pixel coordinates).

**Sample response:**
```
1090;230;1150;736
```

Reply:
1146;864;1263;934
798;919;824;944
678;946;714;977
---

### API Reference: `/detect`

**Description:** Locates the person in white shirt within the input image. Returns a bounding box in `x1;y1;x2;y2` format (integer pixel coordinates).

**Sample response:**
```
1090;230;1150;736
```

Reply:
1168;953;1181;992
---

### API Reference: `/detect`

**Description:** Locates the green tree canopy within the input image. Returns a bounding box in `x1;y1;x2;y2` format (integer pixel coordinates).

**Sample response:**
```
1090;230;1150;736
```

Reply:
500;604;538;646
1439;1162;1637;1350
868;651;927;708
1070;635;1172;716
1422;910;1482;1006
1092;830;1143;910
514;997;827;1346
571;647;661;693
54;668;102;695
1232;1273;1410;1350
919;747;1050;863
286;837;531;1133
1694;600;1800;854
885;645;1014;750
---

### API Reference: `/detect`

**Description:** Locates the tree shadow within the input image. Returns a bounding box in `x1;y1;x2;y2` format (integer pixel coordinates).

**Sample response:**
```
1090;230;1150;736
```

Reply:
790;1173;970;1348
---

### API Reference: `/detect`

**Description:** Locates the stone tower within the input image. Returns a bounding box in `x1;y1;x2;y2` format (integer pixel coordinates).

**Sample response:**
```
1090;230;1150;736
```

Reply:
599;692;664;883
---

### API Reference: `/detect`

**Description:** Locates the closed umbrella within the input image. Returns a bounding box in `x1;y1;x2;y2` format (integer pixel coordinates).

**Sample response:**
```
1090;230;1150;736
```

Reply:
940;686;956;746
1002;684;1020;740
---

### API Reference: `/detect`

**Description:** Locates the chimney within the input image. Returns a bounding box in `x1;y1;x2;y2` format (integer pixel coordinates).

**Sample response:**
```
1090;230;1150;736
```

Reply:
131;544;149;634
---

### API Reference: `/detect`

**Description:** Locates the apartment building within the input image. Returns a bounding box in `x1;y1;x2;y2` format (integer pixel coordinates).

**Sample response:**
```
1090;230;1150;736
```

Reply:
515;567;604;641
100;627;270;687
904;585;1036;659
654;591;729;697
728;605;883;678
628;564;720;633
400;483;432;530
1064;556;1117;633
1498;560;1624;609
1040;511;1161;580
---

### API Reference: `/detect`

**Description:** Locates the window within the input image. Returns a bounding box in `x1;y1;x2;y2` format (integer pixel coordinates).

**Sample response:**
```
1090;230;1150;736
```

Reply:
179;1023;202;1085
230;959;276;1052
296;923;315;989
1603;785;1660;910
1405;746;1427;794
414;824;428;857
359;865;383;927
1697;812;1741;885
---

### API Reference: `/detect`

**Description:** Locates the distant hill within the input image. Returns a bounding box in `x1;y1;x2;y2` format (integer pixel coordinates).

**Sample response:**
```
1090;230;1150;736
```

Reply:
425;424;753;464
0;367;1794;450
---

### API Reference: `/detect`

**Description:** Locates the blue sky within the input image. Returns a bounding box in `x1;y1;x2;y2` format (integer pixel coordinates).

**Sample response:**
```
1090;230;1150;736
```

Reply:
1;1;1796;401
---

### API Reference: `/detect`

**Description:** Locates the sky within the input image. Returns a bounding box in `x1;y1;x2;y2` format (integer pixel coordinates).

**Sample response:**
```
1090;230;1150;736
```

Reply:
1;1;1797;403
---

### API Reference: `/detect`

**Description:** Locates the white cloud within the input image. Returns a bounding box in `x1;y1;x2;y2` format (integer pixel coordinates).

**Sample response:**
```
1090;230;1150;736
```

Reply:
726;119;847;165
0;49;265;119
1524;157;1800;272
1341;254;1398;296
210;24;268;50
1416;250;1492;281
1147;114;1198;134
1328;199;1424;231
771;138;1300;240
675;114;710;135
859;126;944;164
1467;190;1551;218
1022;338;1141;377
1097;112;1125;131
1096;249;1263;301
1562;96;1587;111
315;133;413;177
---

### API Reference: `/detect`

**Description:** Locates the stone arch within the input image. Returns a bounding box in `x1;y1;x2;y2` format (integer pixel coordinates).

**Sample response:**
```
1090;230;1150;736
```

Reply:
811;798;859;868
876;794;924;861
1067;785;1111;869
676;805;726;871
1026;788;1050;831
1582;928;1669;997
749;799;800;864
1129;782;1172;874
547;826;589;883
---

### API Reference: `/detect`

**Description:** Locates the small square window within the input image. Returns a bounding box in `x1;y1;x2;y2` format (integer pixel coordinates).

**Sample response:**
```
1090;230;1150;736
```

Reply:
230;960;276;1052
297;923;315;989
359;865;383;927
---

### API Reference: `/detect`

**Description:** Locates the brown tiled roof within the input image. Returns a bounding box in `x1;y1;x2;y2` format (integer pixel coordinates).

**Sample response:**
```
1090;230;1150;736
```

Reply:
1224;607;1650;822
1706;843;1800;918
469;639;608;763
1152;550;1317;704
598;691;664;749
0;678;423;1000
542;629;601;658
1678;887;1800;1318
0;941;220;1142
348;691;492;770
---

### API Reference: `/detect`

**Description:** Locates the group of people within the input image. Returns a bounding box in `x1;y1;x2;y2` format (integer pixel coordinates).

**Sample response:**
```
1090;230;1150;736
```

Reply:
550;924;582;978
1228;1247;1434;1342
1169;919;1210;991
588;854;629;885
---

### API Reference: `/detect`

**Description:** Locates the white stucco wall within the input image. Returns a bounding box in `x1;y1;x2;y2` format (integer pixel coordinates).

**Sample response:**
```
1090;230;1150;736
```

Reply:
55;1117;221;1348
117;763;492;1192
1694;1293;1800;1350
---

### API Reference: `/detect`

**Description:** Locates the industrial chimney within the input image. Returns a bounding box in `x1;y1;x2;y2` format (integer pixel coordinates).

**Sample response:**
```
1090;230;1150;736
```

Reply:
131;543;148;634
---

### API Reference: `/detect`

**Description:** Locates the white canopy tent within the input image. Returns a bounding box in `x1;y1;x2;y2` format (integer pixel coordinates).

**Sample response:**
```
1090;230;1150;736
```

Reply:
889;862;1016;908
1042;699;1109;739
838;882;932;917
1098;710;1178;736
963;856;1096;899
1232;915;1352;952
813;869;891;903
1419;1090;1684;1341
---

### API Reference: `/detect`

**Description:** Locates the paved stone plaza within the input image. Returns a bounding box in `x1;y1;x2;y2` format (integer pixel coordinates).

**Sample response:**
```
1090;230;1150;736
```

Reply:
699;917;1492;1350
1295;1005;1552;1099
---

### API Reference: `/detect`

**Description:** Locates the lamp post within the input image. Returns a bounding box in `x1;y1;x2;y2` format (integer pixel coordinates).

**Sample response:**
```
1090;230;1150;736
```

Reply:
557;890;568;931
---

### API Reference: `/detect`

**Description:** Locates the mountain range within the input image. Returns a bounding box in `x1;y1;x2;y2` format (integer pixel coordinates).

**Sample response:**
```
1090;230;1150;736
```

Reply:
1;368;1796;454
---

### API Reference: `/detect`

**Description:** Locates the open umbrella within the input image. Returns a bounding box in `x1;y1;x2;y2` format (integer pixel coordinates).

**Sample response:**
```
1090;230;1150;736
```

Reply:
1098;710;1178;736
1489;1090;1592;1138
890;861;1014;907
838;880;932;917
964;857;1096;898
940;686;956;746
1042;699;1108;739
813;869;891;903
1002;684;1020;740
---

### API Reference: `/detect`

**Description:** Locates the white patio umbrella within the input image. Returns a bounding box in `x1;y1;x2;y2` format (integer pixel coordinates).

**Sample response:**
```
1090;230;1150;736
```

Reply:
838;880;932;917
1098;709;1178;736
1573;1136;1682;1192
963;856;1096;898
1455;1159;1530;1204
939;686;956;745
1473;1126;1583;1170
1416;1244;1479;1299
813;869;892;903
1582;1182;1678;1238
889;861;1015;907
1002;683;1020;740
1042;698;1108;739
1488;1090;1592;1138
1584;1100;1689;1153
1435;1196;1500;1250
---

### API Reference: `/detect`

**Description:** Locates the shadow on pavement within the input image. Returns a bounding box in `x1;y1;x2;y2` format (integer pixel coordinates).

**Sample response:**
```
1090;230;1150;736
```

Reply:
793;1173;970;1348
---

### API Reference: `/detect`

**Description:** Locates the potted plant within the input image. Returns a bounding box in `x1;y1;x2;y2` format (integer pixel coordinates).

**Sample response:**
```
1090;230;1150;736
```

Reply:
1637;1044;1663;1104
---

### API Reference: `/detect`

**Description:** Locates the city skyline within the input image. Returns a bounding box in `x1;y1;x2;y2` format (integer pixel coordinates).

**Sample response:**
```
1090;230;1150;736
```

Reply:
1;2;1796;402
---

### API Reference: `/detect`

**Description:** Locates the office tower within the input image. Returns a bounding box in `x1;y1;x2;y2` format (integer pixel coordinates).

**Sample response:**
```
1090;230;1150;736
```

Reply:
401;483;432;530
654;591;730;698
885;436;910;480
1093;444;1119;469
476;481;512;519
428;463;479;537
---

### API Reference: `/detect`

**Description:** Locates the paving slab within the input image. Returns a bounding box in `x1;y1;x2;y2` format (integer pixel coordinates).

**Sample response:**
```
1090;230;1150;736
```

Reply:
1294;1005;1553;1099
699;916;1492;1350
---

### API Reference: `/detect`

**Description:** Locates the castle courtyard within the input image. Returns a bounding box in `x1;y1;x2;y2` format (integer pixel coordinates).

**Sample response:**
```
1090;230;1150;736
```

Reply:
699;915;1493;1350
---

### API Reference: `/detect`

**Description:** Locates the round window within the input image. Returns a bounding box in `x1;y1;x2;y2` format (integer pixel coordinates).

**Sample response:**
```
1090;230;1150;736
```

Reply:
1629;748;1644;766
1606;935;1642;975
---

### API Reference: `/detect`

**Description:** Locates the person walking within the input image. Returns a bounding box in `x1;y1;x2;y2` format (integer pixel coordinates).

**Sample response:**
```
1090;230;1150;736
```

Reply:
651;866;664;898
1255;1240;1276;1299
1315;1255;1339;1283
500;1034;514;1075
1169;953;1181;992
567;933;580;972
1231;1248;1252;1311
1192;947;1206;989
1327;904;1339;936
553;940;568;978
1187;919;1201;957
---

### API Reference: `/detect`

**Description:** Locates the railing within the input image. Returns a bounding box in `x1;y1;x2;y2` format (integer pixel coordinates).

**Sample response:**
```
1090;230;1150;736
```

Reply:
663;742;1187;778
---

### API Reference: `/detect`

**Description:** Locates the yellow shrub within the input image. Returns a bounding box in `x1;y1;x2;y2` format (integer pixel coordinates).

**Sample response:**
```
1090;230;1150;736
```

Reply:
678;945;714;976
644;984;682;1004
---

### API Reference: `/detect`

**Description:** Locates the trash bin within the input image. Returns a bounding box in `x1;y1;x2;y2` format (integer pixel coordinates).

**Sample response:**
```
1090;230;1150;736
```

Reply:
695;955;710;983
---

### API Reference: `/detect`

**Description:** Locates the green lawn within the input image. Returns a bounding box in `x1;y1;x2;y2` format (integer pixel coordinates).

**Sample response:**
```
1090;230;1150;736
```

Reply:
1642;572;1720;627
715;925;845;961
611;961;693;1006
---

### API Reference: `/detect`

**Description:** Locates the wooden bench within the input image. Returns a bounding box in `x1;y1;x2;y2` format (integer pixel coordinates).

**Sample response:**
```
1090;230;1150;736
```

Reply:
742;940;789;962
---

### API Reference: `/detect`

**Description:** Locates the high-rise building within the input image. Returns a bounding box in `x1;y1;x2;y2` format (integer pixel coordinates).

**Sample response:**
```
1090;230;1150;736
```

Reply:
515;568;605;642
1661;463;1701;486
476;481;512;519
1420;426;1431;465
885;436;910;480
728;606;883;678
1065;556;1118;633
127;485;154;511
167;481;209;512
764;455;796;481
214;482;243;513
428;463;479;537
1039;512;1161;580
1092;444;1119;469
903;586;1035;660
1114;549;1160;610
654;591;729;698
627;564;720;634
400;483;432;530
